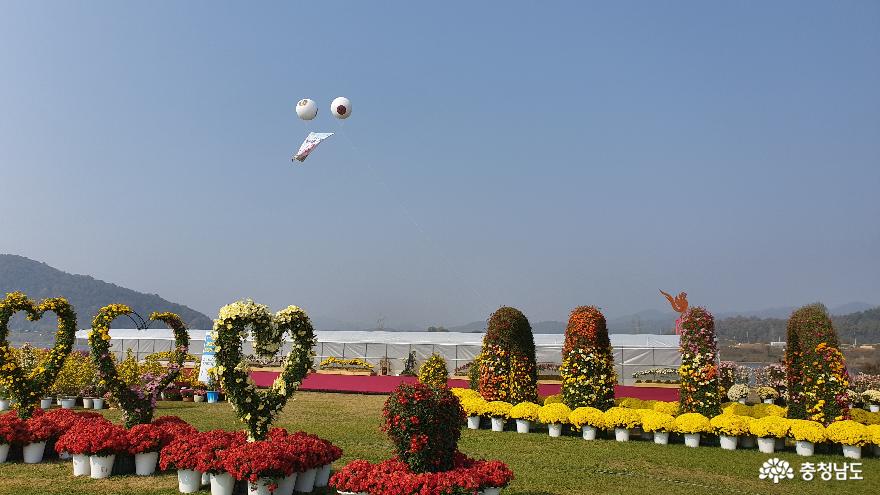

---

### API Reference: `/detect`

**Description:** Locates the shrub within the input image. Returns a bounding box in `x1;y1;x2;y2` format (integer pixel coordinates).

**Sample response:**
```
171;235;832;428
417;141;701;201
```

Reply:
559;306;615;409
401;352;418;377
468;356;481;390
726;384;750;402
825;420;868;446
863;390;880;404
537;403;571;425
418;354;449;388
603;407;640;429
543;394;563;405
382;383;464;473
849;408;880;426
509;402;540;422
569;407;604;429
673;413;711;434
785;304;850;424
678;307;721;417
749;416;790;438
652;401;679;416
757;387;780;400
484;401;513;418
641;411;675;433
750;403;786;419
788;419;826;443
478;307;538;404
460;396;488;416
710;414;749;436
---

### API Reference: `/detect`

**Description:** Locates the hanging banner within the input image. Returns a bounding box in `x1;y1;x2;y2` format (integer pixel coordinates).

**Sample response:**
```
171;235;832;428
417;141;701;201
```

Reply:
197;331;217;384
292;132;334;162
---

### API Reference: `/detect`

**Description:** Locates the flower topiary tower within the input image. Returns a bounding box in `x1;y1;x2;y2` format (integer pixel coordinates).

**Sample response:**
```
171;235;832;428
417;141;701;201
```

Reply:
418;353;449;388
478;306;538;404
678;306;721;417
560;306;616;409
785;303;849;424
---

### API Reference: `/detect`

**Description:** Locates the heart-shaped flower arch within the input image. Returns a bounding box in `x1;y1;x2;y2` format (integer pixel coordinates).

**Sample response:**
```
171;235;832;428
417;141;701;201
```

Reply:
0;292;78;418
212;299;316;441
89;303;189;428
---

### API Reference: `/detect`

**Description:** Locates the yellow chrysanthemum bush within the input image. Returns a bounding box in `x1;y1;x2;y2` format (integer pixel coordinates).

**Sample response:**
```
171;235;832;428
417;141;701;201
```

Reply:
673;413;711;434
618;397;650;410
484;401;513;418
825;420;868;447
538;403;572;425
850;408;880;426
866;424;880;446
559;306;615;409
509;401;540;422
785;303;850;425
710;414;750;436
750;403;786;418
50;349;95;397
641;411;675;433
749;416;790;439
478;306;538;404
543;394;563;405
678;307;721;417
418;353;449;388
569;406;605;429
721;402;751;416
451;387;480;401
603;406;641;429
460;396;488;416
788;419;826;444
652;401;679;416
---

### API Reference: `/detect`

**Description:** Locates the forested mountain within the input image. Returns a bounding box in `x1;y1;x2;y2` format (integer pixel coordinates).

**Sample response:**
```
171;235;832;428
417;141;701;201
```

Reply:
0;254;213;332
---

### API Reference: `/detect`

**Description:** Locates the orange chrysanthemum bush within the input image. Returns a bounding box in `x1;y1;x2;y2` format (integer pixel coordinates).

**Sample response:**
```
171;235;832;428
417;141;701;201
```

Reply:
478;307;538;404
560;306;616;409
678;307;721;418
785;304;849;425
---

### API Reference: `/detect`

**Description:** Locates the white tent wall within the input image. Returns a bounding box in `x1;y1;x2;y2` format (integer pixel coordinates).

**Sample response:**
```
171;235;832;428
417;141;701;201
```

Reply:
74;330;680;384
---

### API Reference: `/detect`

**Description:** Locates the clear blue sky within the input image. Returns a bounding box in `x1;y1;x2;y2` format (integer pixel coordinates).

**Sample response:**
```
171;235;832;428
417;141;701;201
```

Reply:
1;1;878;329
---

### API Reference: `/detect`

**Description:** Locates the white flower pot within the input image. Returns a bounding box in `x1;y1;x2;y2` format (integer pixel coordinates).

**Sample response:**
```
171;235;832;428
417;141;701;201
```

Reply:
0;443;9;464
82;398;93;409
762;398;774;404
875;445;880;457
870;404;880;413
61;398;76;409
40;398;53;409
72;453;90;476
740;435;756;449
92;398;104;410
294;467;317;492
202;472;211;486
795;440;814;456
22;441;46;463
842;444;862;459
211;472;235;495
315;464;331;487
56;397;62;406
483;488;501;495
684;433;700;447
249;478;275;495
491;417;505;432
614;428;630;442
135;451;159;476
641;428;653;441
737;398;747;404
515;419;531;433
178;469;202;493
194;395;205;403
581;425;597;440
89;454;115;479
757;437;775;454
58;451;71;460
653;431;669;445
775;437;786;451
277;472;297;495
0;399;9;411
548;423;563;437
719;435;738;450
467;415;481;429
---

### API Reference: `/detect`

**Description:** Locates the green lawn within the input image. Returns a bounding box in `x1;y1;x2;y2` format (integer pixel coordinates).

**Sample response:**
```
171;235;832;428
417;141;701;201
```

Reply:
0;392;876;495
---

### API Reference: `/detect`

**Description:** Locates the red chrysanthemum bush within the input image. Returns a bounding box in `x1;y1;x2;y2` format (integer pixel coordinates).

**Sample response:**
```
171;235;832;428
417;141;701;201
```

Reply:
54;415;112;455
127;423;176;455
382;382;464;473
22;408;65;444
267;428;343;470
0;412;28;445
478;307;538;404
560;306;616;409
54;419;127;456
785;303;850;424
159;432;203;471
219;440;294;487
677;307;721;418
192;430;247;474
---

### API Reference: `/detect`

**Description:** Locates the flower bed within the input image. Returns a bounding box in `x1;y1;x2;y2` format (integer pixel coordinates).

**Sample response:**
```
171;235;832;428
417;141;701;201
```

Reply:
319;357;375;373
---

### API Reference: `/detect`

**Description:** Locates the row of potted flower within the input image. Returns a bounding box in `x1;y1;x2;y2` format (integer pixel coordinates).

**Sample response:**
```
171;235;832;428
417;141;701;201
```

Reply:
0;408;108;464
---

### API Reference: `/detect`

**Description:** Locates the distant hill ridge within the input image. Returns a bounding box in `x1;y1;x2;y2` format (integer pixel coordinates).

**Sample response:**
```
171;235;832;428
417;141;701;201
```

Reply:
0;254;212;331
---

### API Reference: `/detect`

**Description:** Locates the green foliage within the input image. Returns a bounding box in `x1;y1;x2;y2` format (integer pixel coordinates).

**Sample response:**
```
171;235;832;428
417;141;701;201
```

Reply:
478;306;538;403
417;353;449;388
401;351;418;377
468;356;481;390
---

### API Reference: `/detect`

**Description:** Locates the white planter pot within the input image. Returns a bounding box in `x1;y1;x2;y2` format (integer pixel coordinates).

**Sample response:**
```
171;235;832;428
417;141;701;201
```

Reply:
89;454;115;479
277;473;297;495
61;398;76;409
515;419;531;433
467;416;480;429
870;404;880;413
775;437;786;451
194;395;205;403
211;472;236;495
135;451;159;476
40;398;53;409
684;433;700;447
737;398;747;404
82;398;93;409
92;398;104;410
178;469;202;493
762;398;774;404
202;472;211;486
58;451;71;460
719;435;738;450
249;478;275;495
491;417;505;432
0;399;9;411
22;441;46;463
548;423;563;437
795;440;814;456
614;428;630;442
581;425;597;440
640;428;653;441
653;431;669;445
740;435;756;449
757;437;775;454
56;397;62;406
294;467;317;492
0;443;9;464
842;444;862;460
72;453;90;476
483;488;501;495
315;464;331;487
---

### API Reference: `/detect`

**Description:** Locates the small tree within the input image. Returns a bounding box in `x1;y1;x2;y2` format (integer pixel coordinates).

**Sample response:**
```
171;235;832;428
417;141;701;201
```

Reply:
418;354;449;388
560;306;616;409
678;307;721;417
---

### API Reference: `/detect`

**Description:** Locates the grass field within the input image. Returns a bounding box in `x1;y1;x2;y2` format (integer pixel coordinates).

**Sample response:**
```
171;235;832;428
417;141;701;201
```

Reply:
0;392;876;495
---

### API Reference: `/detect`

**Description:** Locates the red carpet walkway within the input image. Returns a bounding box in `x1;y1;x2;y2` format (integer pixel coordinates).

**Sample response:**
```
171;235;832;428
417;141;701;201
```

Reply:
250;371;679;401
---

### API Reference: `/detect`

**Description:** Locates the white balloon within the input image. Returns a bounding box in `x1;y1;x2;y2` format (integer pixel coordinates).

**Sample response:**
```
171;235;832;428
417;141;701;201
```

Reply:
296;98;318;120
330;97;351;119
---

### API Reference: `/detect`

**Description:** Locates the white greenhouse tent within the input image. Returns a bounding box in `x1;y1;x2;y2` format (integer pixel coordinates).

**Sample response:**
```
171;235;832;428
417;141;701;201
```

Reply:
74;330;680;384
